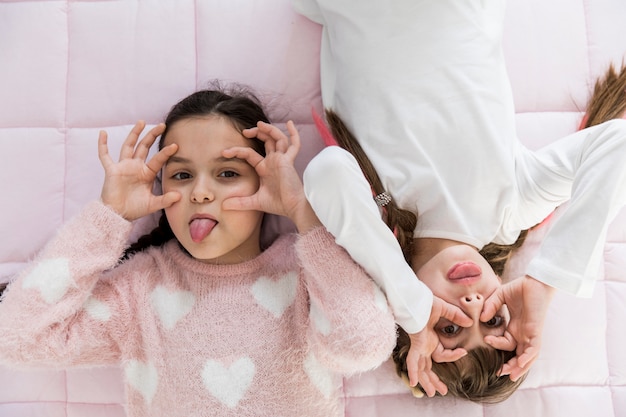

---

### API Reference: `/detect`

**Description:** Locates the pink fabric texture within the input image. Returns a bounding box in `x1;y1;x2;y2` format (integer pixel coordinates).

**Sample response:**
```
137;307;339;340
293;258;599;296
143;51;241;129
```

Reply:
1;0;626;416
0;201;396;416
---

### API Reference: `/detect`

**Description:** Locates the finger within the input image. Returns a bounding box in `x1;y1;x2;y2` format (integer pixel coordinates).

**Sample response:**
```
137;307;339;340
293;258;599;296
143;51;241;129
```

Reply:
500;354;533;382
134;123;166;161
120;120;146;160
432;346;468;363
222;146;264;169
151;191;182;211
222;196;259;212
406;358;419;388
416;358;437;397
146;143;178;175
242;126;259;138
256;121;289;153
439;301;473;327
508;362;532;382
422;370;448;396
249;124;278;153
484;332;517;351
97;130;114;170
285;120;301;157
516;344;539;369
480;288;506;322
499;358;516;377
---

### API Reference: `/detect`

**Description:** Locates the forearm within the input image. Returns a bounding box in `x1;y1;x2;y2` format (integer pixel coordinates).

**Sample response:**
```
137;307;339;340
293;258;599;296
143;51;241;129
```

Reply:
296;227;397;373
525;121;626;296
0;201;132;366
304;147;433;333
288;198;323;234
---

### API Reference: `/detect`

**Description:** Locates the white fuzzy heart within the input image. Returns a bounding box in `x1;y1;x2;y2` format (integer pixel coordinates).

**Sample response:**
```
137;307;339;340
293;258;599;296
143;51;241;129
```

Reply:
125;360;158;404
251;272;297;318
202;357;256;408
303;352;335;399
83;297;111;322
22;258;72;304
150;285;195;330
310;301;331;336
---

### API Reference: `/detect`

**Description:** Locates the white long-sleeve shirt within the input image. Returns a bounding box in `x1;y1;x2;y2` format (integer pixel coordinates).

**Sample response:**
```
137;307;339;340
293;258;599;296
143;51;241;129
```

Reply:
296;0;626;332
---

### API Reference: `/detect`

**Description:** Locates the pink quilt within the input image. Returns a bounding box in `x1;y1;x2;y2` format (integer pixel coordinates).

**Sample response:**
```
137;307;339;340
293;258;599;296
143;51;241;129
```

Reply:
1;1;625;416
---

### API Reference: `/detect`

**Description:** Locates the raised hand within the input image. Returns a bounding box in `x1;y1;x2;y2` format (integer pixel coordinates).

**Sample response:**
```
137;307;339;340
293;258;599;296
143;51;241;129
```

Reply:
222;120;320;233
480;275;555;381
98;120;181;221
405;296;472;397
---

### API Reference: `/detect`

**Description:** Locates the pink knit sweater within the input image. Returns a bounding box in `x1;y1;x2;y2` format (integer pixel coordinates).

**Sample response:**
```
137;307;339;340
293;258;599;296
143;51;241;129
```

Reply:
0;201;397;417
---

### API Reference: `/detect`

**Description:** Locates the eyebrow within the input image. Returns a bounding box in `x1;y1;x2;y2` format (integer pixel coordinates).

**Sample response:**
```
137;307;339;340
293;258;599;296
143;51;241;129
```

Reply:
165;155;249;165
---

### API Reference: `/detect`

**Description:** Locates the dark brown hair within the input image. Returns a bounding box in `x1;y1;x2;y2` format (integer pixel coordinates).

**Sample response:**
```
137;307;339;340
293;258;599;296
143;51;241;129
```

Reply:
581;63;626;129
393;327;525;403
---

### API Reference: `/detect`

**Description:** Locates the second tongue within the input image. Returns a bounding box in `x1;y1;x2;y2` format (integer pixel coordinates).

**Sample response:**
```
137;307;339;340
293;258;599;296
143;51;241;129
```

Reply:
190;218;216;243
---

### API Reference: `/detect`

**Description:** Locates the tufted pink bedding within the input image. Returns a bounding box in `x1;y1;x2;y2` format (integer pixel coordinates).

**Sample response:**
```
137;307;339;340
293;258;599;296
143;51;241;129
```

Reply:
1;0;625;416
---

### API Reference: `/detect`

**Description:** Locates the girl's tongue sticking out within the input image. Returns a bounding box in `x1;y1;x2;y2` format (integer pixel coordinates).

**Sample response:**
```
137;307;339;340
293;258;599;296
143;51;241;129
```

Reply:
189;218;217;243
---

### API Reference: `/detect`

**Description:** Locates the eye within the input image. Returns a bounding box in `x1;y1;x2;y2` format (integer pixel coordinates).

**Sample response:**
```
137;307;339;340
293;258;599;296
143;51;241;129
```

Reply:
218;170;239;178
438;323;461;337
171;172;192;180
483;316;504;327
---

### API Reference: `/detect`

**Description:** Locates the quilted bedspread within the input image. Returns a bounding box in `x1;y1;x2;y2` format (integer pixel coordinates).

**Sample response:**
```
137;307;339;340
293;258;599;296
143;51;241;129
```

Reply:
1;1;625;416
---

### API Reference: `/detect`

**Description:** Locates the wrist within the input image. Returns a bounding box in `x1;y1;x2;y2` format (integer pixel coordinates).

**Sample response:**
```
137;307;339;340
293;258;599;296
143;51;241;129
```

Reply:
289;200;322;234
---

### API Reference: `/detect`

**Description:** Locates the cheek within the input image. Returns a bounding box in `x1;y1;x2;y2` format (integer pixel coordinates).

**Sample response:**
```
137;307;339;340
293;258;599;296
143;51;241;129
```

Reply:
416;264;441;290
223;180;259;199
164;205;183;234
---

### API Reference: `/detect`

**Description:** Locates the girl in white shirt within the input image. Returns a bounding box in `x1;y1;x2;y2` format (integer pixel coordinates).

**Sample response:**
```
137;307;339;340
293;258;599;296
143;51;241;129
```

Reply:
295;0;626;402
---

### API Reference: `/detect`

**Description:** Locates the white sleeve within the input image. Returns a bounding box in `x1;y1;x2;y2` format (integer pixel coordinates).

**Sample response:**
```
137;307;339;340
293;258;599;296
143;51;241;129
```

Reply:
291;0;324;25
303;146;433;333
519;120;626;296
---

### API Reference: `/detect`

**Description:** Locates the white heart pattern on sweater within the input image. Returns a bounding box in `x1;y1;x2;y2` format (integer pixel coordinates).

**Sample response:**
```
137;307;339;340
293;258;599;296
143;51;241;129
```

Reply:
22;258;72;304
310;300;331;335
202;357;256;408
303;351;335;399
83;296;111;322
251;272;297;318
150;285;195;330
125;360;158;404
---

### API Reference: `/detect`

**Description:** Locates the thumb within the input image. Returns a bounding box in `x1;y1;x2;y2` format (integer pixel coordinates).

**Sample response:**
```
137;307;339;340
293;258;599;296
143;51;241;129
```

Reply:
222;195;258;211
480;288;505;322
147;192;181;215
437;298;473;327
160;191;181;208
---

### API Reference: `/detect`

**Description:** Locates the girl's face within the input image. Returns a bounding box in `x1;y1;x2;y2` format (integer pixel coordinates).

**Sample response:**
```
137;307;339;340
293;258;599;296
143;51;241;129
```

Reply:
161;116;263;264
415;244;508;350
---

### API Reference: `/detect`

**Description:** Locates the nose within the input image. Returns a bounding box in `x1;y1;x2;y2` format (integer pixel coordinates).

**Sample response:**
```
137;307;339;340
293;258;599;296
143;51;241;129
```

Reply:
459;293;484;316
190;178;215;203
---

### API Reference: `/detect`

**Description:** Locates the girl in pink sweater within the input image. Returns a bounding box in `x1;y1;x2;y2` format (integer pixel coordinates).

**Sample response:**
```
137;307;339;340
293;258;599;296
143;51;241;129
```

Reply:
0;85;397;417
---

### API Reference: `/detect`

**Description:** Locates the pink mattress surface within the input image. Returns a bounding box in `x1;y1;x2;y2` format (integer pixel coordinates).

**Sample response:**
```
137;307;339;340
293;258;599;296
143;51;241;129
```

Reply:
1;0;625;416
